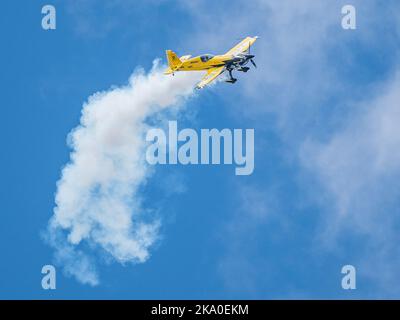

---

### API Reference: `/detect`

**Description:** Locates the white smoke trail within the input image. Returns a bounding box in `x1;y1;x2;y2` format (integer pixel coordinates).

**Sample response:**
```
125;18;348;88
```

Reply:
46;60;202;285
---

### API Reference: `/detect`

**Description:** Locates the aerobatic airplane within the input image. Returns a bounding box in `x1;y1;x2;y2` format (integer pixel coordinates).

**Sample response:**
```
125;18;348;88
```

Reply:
164;36;258;89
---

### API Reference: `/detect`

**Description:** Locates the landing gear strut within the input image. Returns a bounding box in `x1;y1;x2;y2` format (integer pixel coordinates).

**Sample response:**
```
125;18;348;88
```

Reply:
225;69;237;84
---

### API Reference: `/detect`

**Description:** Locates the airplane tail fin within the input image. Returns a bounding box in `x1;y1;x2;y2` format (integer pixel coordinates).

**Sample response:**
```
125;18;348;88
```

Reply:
164;50;182;74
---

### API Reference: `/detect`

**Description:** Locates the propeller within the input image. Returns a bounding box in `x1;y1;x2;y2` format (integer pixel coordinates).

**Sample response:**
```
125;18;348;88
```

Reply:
247;39;257;68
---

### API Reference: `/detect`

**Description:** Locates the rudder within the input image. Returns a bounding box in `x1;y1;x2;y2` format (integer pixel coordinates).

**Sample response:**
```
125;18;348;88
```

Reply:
166;50;182;70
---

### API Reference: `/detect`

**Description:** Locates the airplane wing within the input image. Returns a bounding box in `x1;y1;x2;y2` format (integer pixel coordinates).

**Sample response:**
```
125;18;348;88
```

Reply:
225;36;258;56
196;66;225;89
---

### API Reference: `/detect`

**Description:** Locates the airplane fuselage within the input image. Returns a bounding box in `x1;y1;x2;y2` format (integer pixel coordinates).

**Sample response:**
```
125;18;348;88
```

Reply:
176;55;231;71
174;54;254;71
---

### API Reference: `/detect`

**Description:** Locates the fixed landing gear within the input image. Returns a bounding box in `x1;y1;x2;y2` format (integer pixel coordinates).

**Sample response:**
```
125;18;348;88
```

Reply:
225;78;237;84
238;66;250;72
226;69;237;84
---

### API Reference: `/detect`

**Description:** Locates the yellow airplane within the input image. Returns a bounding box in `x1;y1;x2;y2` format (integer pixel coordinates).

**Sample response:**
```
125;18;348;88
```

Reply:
164;36;258;89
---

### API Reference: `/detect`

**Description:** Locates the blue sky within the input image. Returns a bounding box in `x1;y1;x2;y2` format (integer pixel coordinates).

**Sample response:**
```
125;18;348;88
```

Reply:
1;0;400;299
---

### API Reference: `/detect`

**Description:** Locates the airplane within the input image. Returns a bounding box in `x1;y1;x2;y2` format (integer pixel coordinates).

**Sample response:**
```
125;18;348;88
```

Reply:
164;36;258;89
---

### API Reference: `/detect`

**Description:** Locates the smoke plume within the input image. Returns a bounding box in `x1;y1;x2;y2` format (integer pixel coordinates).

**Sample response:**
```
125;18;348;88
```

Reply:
46;60;201;285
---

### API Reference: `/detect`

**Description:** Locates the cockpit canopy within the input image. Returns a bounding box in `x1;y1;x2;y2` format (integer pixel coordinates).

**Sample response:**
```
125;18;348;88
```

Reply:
200;54;214;62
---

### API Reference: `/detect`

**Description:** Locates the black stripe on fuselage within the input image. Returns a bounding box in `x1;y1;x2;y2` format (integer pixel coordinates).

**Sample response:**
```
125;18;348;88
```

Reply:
209;64;226;68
